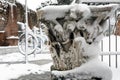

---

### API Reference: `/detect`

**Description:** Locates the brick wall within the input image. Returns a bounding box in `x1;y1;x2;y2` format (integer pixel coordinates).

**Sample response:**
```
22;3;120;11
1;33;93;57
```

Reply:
0;1;37;46
4;4;18;46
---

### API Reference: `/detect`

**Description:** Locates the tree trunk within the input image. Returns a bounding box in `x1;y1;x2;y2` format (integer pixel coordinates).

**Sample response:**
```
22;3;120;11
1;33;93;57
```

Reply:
50;37;83;71
37;4;118;80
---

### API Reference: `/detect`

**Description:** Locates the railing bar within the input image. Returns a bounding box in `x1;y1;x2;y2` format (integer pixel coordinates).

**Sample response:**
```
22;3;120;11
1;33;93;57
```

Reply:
115;34;118;68
100;54;120;55
109;19;111;67
115;10;118;68
101;52;120;54
101;40;104;61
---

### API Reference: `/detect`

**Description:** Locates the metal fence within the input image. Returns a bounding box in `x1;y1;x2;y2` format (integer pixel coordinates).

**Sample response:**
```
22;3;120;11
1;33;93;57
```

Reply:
80;0;120;68
100;39;120;68
100;8;120;68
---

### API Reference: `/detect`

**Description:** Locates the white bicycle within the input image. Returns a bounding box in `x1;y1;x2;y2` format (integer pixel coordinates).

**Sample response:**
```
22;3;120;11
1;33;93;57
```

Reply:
18;27;49;55
18;31;38;55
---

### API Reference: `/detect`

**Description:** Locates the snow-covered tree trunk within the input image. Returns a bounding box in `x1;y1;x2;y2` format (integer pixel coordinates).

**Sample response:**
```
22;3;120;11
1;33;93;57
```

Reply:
50;33;84;71
37;3;118;80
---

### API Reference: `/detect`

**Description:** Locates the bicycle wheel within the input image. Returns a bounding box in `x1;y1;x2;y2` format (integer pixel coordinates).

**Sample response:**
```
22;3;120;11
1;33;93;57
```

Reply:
18;33;38;55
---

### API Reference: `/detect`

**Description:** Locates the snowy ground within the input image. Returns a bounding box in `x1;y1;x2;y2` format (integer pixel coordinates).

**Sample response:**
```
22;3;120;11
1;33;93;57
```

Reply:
0;63;52;80
0;53;52;80
0;53;119;80
100;35;120;80
0;52;119;80
0;35;120;80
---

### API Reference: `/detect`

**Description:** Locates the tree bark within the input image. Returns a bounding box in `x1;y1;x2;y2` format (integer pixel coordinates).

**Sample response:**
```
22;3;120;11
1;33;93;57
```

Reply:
38;4;118;80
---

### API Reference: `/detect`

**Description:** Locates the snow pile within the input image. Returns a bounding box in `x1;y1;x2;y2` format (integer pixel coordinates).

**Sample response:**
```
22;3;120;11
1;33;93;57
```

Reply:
81;0;120;3
16;0;57;11
17;22;25;30
70;4;91;19
68;36;120;80
38;4;91;21
83;43;100;57
0;51;52;80
51;36;112;80
0;31;5;33
7;36;19;39
112;67;120;80
39;3;117;80
0;52;119;80
0;17;5;21
101;35;120;52
16;0;41;11
0;63;52;80
74;37;100;57
0;53;52;62
39;5;71;20
52;58;112;80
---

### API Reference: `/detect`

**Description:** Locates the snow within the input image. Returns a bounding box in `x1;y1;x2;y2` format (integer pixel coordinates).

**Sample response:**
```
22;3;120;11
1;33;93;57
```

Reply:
83;43;100;57
101;35;120;52
52;58;112;80
39;5;71;20
0;8;3;10
0;63;52;80
52;55;120;80
16;0;57;11
0;51;119;80
99;34;120;80
0;53;52;62
0;31;5;33
0;1;120;80
74;37;100;57
73;4;91;19
1;17;5;21
0;52;52;80
81;0;120;3
7;36;19;39
39;4;91;21
51;35;120;80
101;55;120;80
112;68;120;80
39;4;119;78
17;22;25;30
51;36;115;80
9;3;14;22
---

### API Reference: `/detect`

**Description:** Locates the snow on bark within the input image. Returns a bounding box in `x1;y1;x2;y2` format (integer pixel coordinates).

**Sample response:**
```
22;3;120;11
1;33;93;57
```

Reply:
7;36;19;39
10;4;14;22
37;3;118;80
52;58;112;80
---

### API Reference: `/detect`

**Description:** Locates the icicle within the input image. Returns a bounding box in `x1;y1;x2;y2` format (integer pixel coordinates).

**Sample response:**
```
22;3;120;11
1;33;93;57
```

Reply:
10;4;14;22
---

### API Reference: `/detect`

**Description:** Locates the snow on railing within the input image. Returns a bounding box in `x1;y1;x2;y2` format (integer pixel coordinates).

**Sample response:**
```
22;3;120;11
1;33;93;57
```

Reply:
101;52;120;55
100;8;120;68
100;51;120;68
81;0;120;3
